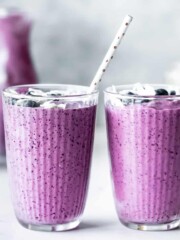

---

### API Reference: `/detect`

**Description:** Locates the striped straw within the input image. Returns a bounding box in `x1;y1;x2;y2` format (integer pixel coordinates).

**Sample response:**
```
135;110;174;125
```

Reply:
89;15;133;92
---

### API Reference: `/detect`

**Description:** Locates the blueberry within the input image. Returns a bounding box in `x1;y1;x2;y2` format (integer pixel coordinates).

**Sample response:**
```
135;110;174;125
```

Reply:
46;90;63;97
170;90;176;95
16;99;40;107
122;99;134;105
155;89;168;95
135;99;150;104
120;92;135;105
11;98;17;105
48;93;62;97
25;100;40;107
142;99;150;103
127;91;135;95
26;89;37;96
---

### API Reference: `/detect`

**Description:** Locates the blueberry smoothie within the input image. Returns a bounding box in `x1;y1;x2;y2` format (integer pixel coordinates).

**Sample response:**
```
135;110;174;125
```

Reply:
105;84;180;230
3;85;98;231
0;8;38;155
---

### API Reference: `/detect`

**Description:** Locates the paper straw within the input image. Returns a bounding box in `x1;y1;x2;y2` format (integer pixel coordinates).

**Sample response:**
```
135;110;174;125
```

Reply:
89;15;133;92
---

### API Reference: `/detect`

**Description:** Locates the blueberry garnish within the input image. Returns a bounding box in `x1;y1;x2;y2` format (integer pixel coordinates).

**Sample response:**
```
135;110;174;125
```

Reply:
142;99;150;103
155;89;168;95
122;97;136;105
127;91;135;95
122;99;132;105
134;99;150;104
26;100;40;107
16;99;40;107
47;93;62;97
27;90;37;96
170;90;176;95
121;92;135;105
11;98;17;105
46;90;63;97
141;99;150;103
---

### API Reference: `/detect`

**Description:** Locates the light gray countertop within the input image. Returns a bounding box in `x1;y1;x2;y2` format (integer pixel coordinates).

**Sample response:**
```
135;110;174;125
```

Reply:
0;128;180;240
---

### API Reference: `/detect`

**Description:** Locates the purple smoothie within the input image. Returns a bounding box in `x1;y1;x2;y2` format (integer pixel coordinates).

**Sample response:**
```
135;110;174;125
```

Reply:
3;85;97;229
106;96;180;226
0;9;38;155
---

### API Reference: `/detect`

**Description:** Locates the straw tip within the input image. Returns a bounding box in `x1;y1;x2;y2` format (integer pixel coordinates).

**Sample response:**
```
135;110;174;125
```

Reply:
126;15;133;21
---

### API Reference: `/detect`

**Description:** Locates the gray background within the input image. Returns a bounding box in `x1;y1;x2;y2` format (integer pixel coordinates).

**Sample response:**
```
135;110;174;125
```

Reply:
1;0;180;125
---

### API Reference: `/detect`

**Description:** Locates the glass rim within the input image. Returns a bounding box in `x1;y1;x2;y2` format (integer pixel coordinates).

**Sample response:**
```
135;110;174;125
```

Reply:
3;84;99;100
104;84;180;99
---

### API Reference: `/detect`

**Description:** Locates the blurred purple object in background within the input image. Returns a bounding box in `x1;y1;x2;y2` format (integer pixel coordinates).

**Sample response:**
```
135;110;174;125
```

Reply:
0;7;38;155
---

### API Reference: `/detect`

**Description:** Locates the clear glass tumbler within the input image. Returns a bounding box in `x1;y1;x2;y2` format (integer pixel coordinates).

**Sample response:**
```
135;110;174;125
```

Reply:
104;84;180;231
3;84;98;231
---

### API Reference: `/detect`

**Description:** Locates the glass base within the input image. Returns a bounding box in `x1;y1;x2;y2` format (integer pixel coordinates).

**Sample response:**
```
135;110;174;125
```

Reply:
120;219;180;231
18;218;80;232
